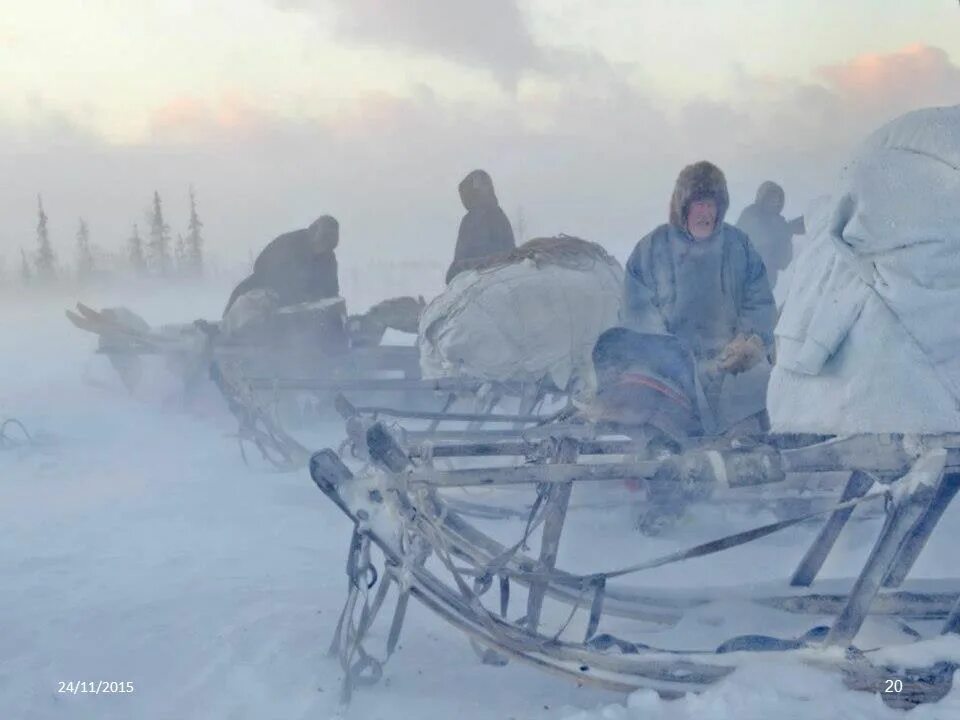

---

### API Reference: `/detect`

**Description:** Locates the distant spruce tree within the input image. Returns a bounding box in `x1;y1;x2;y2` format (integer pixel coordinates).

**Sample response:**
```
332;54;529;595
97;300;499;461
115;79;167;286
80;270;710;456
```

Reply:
35;195;56;283
76;218;94;283
20;248;32;285
174;232;187;277
185;185;204;279
128;223;146;276
147;191;172;277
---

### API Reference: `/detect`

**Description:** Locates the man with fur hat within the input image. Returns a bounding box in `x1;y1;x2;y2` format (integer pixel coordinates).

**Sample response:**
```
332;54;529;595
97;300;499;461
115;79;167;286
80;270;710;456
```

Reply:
623;161;775;428
223;215;341;315
445;169;516;284
736;181;805;289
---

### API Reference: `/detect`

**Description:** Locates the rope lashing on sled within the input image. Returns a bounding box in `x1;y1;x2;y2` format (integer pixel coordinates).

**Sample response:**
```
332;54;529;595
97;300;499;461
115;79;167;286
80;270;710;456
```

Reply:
451;485;893;591
329;525;384;704
0;418;34;448
210;360;309;471
403;442;954;591
329;515;430;704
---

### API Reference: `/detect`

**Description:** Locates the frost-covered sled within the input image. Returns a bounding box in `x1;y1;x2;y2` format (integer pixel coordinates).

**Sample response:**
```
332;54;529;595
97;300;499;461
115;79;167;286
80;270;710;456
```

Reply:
308;337;958;707
66;297;443;467
310;419;960;708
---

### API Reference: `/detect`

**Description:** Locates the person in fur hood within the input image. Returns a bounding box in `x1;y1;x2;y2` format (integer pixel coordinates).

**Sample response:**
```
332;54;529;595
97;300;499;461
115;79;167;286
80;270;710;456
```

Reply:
736;180;805;289
445;169;516;284
623;161;776;427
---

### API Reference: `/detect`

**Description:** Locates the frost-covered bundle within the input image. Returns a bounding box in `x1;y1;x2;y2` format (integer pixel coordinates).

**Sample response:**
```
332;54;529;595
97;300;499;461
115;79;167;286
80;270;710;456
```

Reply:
769;105;960;434
419;235;623;391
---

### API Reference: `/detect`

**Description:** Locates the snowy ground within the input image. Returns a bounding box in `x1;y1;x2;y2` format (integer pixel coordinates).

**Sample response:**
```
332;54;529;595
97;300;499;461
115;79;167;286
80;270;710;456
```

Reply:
2;282;960;719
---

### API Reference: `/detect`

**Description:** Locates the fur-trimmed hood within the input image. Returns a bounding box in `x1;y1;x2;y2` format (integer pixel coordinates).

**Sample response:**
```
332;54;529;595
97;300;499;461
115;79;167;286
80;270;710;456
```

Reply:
459;169;499;211
669;161;729;229
307;215;339;252
755;180;785;211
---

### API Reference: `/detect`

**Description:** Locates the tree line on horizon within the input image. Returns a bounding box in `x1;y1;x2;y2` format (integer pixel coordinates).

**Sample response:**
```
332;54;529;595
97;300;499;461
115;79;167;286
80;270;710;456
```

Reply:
17;187;205;288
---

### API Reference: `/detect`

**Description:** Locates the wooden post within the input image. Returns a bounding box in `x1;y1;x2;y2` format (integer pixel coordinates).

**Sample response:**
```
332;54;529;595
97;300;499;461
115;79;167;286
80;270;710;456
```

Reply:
825;482;936;647
883;472;960;588
790;470;874;587
525;437;579;633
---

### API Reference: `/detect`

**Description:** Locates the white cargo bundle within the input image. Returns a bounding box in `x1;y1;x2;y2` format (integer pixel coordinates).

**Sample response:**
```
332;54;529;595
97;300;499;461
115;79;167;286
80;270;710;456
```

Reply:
769;105;960;434
418;236;623;393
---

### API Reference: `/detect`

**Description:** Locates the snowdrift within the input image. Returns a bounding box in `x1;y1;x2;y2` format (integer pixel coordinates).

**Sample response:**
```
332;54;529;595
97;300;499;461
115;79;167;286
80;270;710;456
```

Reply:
418;236;623;393
769;105;960;434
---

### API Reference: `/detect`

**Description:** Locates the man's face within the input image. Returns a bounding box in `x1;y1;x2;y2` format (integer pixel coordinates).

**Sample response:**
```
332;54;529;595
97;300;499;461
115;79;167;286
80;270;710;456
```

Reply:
686;199;718;239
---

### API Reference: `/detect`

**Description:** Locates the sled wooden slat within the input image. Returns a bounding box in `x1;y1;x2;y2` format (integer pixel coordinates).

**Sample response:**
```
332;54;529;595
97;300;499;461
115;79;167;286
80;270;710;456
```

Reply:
410;438;643;459
790;470;875;587
409;462;662;488
243;377;494;392
349;406;549;424
883;469;960;588
400;423;619;445
525;438;577;632
826;478;940;646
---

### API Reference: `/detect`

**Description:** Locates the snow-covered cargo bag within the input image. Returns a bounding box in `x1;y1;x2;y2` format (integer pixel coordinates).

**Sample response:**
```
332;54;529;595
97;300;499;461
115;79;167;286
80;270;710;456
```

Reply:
418;235;623;395
769;105;960;435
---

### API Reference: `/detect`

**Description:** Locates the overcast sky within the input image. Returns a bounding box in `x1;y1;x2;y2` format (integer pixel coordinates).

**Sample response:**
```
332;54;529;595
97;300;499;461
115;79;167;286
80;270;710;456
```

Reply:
2;0;959;278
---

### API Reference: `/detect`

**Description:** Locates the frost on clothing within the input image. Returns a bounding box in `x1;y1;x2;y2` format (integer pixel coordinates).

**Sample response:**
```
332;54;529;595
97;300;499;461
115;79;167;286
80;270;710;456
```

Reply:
421;236;622;394
735;181;804;289
769;105;960;435
625;224;774;357
445;170;516;284
623;162;776;428
223;216;340;316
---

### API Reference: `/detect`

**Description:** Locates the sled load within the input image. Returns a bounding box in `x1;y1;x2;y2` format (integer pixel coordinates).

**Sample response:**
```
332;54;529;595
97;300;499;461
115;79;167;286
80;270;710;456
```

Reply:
769;105;960;436
305;106;960;709
420;235;623;398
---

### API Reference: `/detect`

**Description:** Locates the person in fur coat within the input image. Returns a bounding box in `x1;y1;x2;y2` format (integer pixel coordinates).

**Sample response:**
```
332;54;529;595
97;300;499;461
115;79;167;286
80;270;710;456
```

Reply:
623;161;776;425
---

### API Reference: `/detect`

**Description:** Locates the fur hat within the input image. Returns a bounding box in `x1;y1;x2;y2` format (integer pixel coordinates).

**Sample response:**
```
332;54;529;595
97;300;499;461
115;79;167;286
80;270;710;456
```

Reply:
669;161;729;229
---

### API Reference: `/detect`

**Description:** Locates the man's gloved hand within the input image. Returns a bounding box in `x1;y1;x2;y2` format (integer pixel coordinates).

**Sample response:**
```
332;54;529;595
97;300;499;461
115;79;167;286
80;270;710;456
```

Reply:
717;334;766;375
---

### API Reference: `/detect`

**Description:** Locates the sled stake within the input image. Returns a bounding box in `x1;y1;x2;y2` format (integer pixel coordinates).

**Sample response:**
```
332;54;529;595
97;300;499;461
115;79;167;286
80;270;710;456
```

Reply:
883;469;960;588
526;438;578;633
826;479;938;646
790;470;875;587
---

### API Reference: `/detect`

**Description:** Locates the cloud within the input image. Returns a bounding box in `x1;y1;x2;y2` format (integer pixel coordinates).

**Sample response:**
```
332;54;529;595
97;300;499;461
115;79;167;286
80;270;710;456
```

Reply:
4;44;960;296
149;94;277;143
818;44;960;117
274;0;541;89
